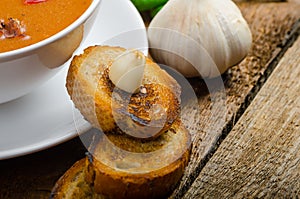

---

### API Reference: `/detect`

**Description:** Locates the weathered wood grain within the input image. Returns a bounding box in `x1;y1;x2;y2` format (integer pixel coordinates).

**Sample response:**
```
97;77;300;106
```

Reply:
0;138;86;199
0;2;299;199
170;2;300;198
183;36;300;198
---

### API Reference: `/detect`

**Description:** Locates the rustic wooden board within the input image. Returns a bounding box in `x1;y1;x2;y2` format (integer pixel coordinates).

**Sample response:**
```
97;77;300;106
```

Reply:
0;138;86;199
170;2;300;198
183;36;300;198
0;2;299;199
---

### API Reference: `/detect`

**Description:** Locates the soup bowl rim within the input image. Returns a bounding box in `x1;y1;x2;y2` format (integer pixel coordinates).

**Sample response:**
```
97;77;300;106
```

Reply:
0;0;101;62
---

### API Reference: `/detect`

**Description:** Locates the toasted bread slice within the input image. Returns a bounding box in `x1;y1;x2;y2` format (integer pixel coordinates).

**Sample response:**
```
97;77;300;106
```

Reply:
55;46;190;199
86;120;191;199
50;159;106;199
66;45;181;139
51;120;191;199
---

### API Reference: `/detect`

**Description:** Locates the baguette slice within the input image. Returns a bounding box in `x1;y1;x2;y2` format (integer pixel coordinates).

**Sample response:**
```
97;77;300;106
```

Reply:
50;159;106;199
86;120;191;199
51;120;191;199
66;45;181;139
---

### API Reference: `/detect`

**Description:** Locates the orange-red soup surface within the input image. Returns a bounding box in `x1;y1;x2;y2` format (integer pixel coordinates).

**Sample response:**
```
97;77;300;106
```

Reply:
0;0;92;53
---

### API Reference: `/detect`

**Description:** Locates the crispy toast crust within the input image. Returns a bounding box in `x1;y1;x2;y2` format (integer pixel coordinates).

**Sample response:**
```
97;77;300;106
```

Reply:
88;150;190;199
51;146;190;199
50;159;105;199
51;120;191;199
66;45;181;139
53;46;191;199
87;120;191;199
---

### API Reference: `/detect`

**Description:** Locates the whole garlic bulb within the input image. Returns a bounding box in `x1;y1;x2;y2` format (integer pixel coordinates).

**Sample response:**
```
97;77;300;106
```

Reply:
148;0;252;78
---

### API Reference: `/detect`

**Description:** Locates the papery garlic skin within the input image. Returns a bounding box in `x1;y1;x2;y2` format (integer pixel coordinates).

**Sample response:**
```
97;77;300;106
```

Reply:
109;50;146;93
148;0;252;78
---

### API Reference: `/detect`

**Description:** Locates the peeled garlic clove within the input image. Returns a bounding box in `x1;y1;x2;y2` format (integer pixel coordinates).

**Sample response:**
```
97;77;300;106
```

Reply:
109;50;146;93
148;0;252;78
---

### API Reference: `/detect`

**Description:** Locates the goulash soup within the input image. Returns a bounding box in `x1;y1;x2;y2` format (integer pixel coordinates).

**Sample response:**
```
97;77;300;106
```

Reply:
0;0;92;53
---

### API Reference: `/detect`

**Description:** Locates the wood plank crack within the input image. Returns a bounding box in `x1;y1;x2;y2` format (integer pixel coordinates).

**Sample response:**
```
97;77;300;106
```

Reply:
171;2;300;198
183;34;300;199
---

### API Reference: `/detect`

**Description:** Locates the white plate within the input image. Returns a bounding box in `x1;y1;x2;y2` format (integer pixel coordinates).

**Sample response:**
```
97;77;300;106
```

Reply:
0;0;148;160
